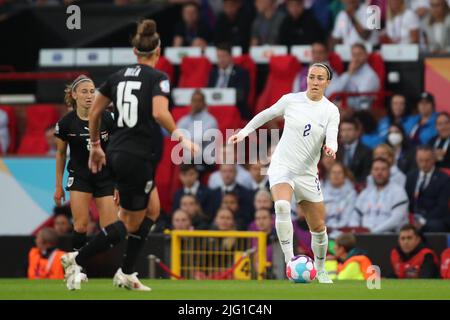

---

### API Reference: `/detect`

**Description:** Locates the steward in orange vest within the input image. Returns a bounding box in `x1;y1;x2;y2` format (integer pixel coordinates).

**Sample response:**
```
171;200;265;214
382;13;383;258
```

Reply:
390;224;439;279
28;228;65;280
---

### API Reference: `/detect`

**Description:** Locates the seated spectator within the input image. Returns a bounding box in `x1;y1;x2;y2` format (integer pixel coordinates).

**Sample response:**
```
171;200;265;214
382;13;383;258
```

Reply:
404;92;438;145
336;118;373;184
292;42;337;93
326;43;380;110
173;1;211;47
214;0;252;51
208;144;253;189
390;224;440;278
330;0;376;47
278;0;325;46
322;162;357;238
210;164;255;226
253;189;274;211
207;43;251;120
382;0;420;44
250;0;285;46
28;228;65;280
0;108;9;154
405;145;450;232
374;93;411;145
171;209;194;230
350;158;409;233
248;160;270;193
53;212;73;236
333;232;373;280
367;144;406;187
179;194;211;229
173;164;214;216
211;208;237;234
428;112;450;169
177;89;218;171
386;123;417;174
220;192;247;229
408;0;431;19
319;154;337;187
423;0;450;53
354;109;380;149
45;125;57;157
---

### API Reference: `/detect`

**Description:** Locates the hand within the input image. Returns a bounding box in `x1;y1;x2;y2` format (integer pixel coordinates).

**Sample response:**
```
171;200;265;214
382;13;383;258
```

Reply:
88;146;106;174
323;145;336;159
227;131;246;145
113;189;120;207
347;60;358;75
181;138;200;156
435;149;445;161
54;185;66;206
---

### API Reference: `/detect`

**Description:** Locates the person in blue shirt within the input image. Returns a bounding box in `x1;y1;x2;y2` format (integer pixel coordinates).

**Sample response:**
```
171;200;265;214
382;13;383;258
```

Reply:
404;92;438;145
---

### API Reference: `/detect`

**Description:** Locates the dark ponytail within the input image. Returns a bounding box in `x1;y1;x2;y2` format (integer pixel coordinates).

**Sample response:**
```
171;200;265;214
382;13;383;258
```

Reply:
131;19;160;56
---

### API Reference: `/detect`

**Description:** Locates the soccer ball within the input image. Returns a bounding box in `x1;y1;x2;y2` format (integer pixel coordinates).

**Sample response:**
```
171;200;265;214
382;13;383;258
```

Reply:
286;255;317;283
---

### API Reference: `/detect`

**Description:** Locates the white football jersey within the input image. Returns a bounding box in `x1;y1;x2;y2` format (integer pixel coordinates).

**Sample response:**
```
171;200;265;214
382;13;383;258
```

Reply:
240;92;340;176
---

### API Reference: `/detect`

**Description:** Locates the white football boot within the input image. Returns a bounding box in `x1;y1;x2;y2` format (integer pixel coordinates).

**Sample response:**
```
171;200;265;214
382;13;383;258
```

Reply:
61;252;88;290
316;270;333;284
113;268;151;291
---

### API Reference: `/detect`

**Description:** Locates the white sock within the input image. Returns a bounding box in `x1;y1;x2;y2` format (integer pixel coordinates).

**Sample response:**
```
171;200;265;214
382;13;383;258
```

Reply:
274;200;294;263
311;228;328;271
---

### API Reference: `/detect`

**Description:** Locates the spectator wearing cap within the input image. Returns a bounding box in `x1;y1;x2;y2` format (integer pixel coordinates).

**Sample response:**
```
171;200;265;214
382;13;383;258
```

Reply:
404;92;439;145
326;43;380;110
428;112;450;169
172;164;214;217
390;224;440;278
405;145;450;232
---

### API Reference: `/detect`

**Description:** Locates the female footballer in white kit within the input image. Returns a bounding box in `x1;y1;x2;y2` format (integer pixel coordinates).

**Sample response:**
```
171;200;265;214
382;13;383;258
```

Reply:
229;63;339;284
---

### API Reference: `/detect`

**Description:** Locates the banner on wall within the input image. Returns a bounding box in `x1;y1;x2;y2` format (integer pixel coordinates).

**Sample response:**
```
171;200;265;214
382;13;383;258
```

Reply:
425;57;450;113
0;158;69;235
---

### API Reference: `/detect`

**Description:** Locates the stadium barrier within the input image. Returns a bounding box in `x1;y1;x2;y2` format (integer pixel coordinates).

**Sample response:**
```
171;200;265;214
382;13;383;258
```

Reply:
169;230;268;280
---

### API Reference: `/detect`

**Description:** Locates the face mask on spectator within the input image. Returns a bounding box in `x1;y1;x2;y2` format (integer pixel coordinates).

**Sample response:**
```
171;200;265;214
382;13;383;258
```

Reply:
388;132;403;146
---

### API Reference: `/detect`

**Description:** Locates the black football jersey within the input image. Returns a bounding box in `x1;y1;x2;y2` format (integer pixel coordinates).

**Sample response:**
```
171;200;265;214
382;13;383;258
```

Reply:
98;63;169;161
55;110;115;179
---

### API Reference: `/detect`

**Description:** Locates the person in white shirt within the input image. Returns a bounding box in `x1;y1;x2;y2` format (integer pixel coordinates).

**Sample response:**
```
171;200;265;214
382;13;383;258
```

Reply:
322;162;357;238
326;43;380;110
229;62;340;284
177;89;218;168
350;158;409;233
331;0;376;47
367;143;407;187
383;0;420;44
423;0;450;54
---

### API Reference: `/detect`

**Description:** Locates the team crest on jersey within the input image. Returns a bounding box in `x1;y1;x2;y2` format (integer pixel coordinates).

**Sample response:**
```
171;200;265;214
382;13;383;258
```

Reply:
144;180;153;194
159;80;170;93
67;177;74;188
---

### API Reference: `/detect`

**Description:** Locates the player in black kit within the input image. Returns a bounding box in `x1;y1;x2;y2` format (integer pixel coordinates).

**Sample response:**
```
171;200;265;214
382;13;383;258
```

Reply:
61;19;198;291
54;75;117;251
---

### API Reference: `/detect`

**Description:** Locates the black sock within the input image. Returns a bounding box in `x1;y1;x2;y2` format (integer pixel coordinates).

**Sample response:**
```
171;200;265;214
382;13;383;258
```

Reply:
75;221;127;267
72;231;87;251
122;217;153;274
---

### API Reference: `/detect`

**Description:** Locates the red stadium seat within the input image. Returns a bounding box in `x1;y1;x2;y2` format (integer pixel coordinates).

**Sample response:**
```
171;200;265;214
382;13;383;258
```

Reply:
208;106;242;137
17;104;59;155
234;54;257;114
0;105;18;153
178;57;212;88
155;56;175;84
171;106;190;123
255;55;301;115
328;51;344;75
441;248;450;279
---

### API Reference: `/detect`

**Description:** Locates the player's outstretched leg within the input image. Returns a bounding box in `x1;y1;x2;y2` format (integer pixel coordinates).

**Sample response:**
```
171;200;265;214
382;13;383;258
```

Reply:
300;200;333;284
61;220;128;290
274;200;294;263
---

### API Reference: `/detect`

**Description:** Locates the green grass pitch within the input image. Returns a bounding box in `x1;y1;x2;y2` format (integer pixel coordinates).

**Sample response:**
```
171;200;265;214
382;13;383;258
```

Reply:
0;279;450;300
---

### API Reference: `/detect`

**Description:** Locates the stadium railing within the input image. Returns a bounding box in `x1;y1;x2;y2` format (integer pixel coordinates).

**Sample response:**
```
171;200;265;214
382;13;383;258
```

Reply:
169;230;268;280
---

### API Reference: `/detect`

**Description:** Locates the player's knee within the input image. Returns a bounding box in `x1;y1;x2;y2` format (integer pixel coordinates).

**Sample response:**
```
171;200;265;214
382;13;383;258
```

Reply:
310;224;326;234
274;200;291;220
73;221;88;233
